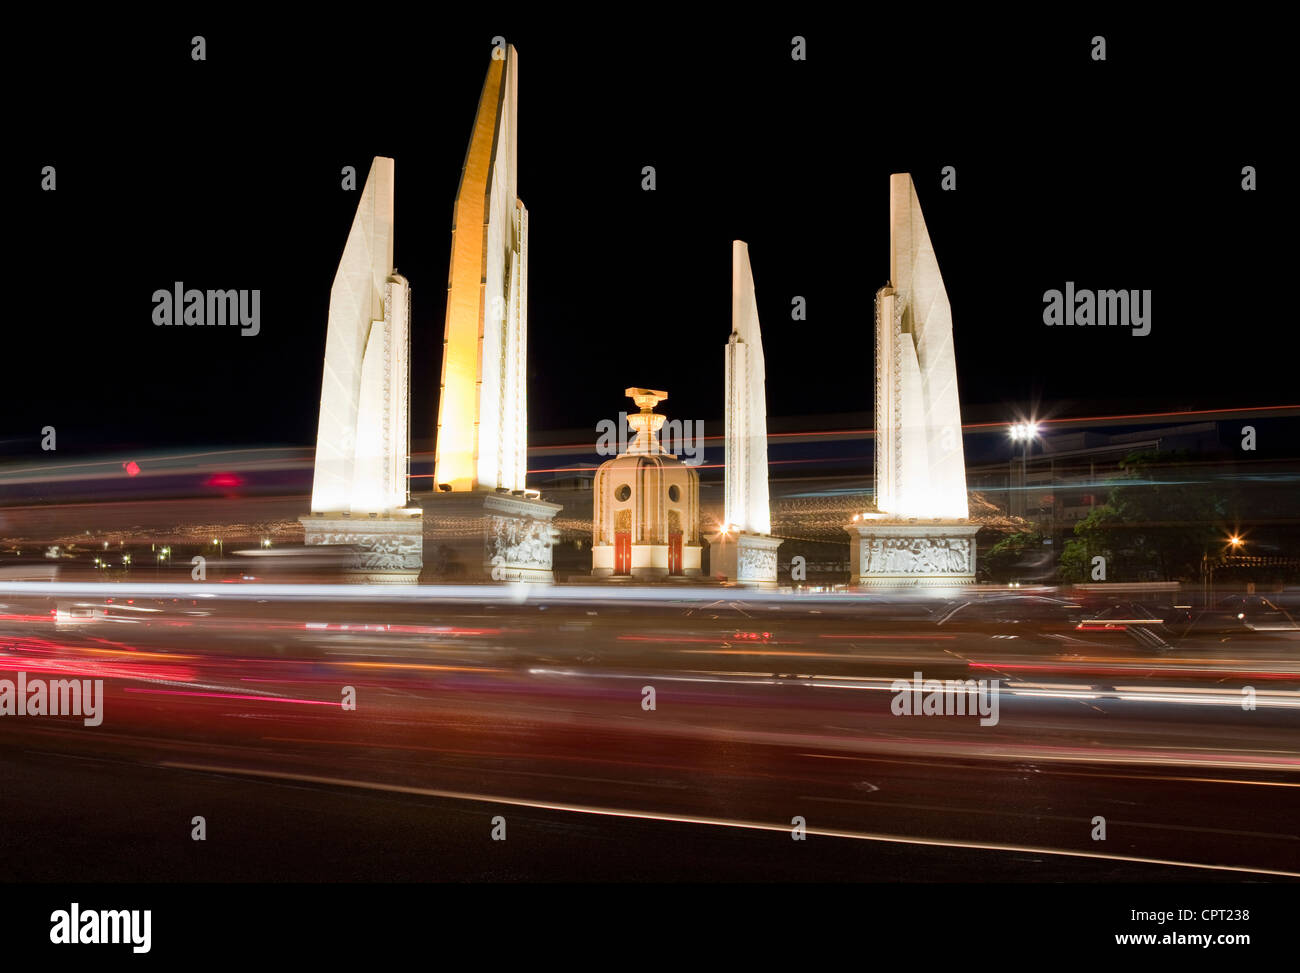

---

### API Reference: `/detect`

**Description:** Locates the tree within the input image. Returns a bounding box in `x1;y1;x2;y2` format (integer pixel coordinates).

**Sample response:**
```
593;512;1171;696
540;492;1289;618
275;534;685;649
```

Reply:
981;530;1050;583
1060;450;1228;583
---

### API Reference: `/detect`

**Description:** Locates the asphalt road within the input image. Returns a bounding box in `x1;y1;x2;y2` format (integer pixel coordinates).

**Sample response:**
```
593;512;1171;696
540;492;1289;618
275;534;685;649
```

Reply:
1;587;1297;882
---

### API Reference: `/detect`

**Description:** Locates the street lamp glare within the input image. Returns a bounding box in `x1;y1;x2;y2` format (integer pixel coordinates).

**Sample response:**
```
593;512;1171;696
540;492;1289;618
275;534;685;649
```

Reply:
1009;421;1041;441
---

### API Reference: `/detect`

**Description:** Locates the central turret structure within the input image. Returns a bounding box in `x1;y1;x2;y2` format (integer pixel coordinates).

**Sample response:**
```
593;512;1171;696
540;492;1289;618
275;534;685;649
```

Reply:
591;389;702;579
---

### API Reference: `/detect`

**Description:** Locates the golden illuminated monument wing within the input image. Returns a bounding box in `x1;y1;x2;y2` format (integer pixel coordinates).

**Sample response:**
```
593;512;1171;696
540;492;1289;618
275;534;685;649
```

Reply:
435;44;528;493
419;43;558;583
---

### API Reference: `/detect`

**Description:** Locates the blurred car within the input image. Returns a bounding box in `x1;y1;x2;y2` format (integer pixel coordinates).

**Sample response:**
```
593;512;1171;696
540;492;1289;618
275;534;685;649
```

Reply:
933;595;1085;640
229;544;367;581
1077;600;1178;650
1214;594;1299;632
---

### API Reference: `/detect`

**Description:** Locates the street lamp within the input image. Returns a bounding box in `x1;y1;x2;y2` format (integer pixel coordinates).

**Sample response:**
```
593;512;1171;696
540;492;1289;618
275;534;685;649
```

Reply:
715;523;733;580
1009;421;1040;446
1008;421;1040;519
1203;535;1245;606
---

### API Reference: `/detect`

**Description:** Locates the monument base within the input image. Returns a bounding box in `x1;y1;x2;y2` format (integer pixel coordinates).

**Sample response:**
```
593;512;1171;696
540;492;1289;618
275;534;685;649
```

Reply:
299;510;424;584
708;531;782;586
417;490;561;583
590;542;702;580
847;520;979;586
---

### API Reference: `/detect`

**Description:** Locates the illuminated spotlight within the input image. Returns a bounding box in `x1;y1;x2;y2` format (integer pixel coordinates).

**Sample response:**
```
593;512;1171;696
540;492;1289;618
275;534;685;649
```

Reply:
261;538;272;548
1228;535;1243;547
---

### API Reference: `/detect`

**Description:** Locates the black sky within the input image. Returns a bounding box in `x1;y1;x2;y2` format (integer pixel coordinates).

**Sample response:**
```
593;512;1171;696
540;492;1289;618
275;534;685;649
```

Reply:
8;14;1286;458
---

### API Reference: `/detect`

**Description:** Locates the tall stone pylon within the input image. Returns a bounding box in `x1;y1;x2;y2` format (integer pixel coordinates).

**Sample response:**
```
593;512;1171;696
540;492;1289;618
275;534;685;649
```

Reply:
724;241;771;535
874;173;969;520
434;43;528;494
301;156;422;582
713;241;780;585
850;173;977;586
421;44;559;582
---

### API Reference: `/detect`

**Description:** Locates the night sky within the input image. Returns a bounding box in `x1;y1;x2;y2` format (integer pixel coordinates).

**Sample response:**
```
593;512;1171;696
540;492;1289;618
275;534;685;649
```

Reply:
9;15;1283;458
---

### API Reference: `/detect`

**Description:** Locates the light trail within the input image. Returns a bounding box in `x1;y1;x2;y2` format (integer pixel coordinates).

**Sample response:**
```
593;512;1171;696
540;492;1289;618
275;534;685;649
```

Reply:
157;762;1300;878
3;404;1295;484
0;580;971;607
124;688;339;706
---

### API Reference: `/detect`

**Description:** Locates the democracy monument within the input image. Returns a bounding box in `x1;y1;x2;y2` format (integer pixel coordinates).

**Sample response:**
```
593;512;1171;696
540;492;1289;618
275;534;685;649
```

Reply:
296;43;976;587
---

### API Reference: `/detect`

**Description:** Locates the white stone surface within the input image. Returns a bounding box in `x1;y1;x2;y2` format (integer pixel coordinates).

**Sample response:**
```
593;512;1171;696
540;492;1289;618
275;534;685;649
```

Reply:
724;241;772;536
874;174;969;521
309;157;411;516
709;530;781;586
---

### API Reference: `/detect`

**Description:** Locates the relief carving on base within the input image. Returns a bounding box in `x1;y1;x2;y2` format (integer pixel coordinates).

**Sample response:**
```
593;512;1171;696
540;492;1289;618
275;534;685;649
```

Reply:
738;546;777;580
309;531;422;571
487;515;555;569
863;537;971;575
